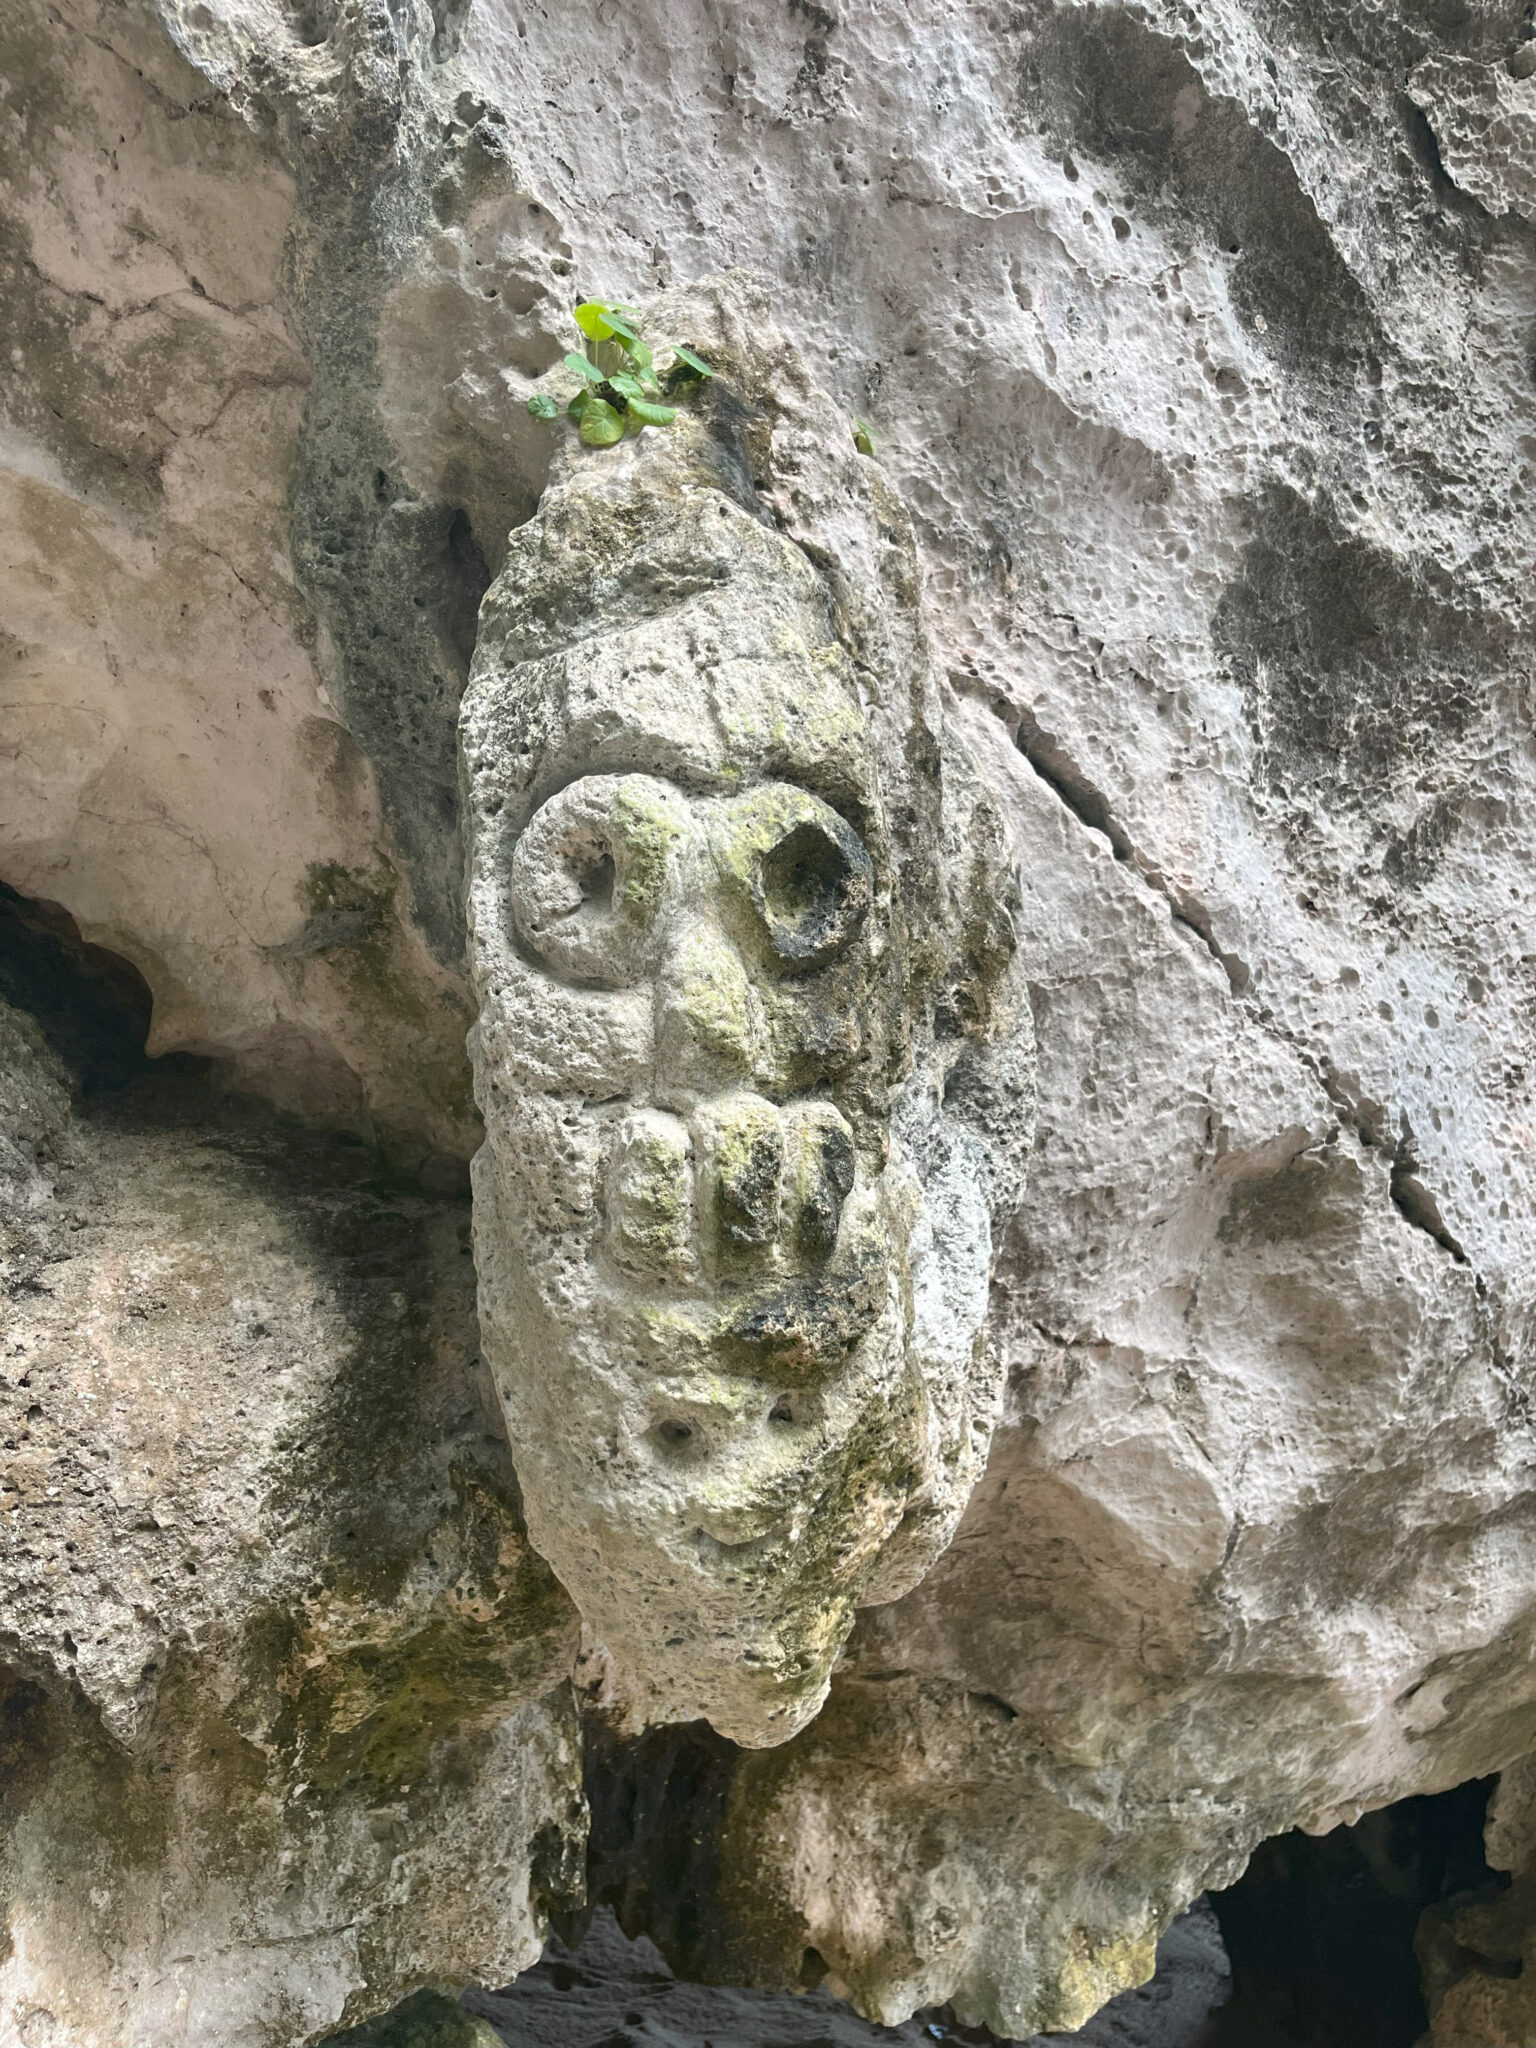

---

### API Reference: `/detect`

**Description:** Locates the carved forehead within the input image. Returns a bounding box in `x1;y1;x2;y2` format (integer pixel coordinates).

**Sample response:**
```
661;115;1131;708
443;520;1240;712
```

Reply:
478;578;880;830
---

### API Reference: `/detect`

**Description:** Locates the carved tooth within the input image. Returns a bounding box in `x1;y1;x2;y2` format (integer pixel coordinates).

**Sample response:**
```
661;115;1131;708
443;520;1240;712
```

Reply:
606;1110;694;1278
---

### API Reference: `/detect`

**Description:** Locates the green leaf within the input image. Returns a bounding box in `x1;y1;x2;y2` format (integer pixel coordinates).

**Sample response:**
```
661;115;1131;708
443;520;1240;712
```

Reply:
526;392;560;419
671;344;714;377
564;351;603;383
578;396;625;447
574;302;614;341
567;390;590;418
628;336;654;373
602;311;640;344
627;397;677;426
607;371;646;401
853;419;876;455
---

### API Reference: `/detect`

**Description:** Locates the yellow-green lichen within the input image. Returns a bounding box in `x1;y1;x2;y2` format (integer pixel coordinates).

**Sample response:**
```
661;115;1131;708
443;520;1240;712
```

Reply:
1045;1927;1160;2035
612;781;690;920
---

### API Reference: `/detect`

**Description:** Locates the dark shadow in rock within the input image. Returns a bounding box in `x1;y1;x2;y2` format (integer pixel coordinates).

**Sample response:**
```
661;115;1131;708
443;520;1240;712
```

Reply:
575;1715;739;1972
1214;481;1499;814
362;1776;1508;2048
0;881;152;1091
1204;1776;1502;2047
454;1900;1232;2048
1008;8;1376;380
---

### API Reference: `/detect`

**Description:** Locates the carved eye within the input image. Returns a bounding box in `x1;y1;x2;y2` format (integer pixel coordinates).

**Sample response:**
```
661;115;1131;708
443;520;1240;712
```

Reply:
509;774;688;985
750;801;872;970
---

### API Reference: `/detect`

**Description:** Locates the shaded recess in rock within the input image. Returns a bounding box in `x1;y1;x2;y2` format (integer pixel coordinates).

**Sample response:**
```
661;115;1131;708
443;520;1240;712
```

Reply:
1008;8;1374;375
1206;1776;1501;2048
427;1772;1502;2048
574;1716;738;1969
0;882;151;1092
1214;482;1497;807
278;45;511;964
447;1900;1235;2047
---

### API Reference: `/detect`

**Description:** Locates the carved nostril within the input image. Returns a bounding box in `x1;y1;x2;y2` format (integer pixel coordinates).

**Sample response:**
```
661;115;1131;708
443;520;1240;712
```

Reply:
694;1093;784;1262
654;1418;696;1451
793;1111;857;1263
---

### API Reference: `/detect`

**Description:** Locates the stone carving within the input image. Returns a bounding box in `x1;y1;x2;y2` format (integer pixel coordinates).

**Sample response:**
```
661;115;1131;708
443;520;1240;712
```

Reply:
462;376;1034;1745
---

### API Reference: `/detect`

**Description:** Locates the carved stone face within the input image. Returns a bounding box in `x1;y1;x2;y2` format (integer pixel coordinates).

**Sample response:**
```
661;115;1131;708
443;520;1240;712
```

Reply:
463;472;1020;1745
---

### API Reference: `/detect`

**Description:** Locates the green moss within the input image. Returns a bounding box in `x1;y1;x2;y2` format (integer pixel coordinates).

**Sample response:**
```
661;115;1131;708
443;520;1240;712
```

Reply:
291;860;477;1137
611;782;689;918
258;1460;573;1796
1046;1927;1159;2034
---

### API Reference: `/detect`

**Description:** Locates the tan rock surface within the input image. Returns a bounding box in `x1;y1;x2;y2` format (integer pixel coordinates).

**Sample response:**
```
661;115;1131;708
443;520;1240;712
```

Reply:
0;996;581;2046
0;0;477;1165
2;0;1535;2036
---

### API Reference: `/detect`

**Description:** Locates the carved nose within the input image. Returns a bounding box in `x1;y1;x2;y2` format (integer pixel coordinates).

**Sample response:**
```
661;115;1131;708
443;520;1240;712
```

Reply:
653;914;765;1104
695;1092;856;1279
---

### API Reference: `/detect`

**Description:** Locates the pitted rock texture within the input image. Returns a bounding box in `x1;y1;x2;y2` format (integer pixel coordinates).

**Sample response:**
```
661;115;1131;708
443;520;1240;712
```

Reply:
0;992;582;2048
0;0;484;1171
2;0;1536;2037
1417;1756;1536;2046
461;314;1034;1747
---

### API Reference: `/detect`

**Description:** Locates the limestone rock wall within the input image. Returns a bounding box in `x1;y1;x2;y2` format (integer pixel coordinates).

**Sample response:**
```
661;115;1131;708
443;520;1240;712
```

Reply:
0;990;582;2046
2;0;1535;2039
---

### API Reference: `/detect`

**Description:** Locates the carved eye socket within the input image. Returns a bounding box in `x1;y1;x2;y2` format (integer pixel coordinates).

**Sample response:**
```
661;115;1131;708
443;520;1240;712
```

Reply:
509;774;687;986
753;807;872;969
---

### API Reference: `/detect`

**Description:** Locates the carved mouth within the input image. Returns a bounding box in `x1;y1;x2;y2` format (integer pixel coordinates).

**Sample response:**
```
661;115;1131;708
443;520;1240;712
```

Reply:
604;1093;860;1288
714;1244;886;1378
692;1517;795;1562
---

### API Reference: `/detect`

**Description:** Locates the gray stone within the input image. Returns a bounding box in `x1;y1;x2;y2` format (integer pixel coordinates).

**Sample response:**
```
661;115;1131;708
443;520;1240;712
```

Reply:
0;1005;581;2046
2;0;1536;2036
450;1900;1230;2048
461;295;1035;1746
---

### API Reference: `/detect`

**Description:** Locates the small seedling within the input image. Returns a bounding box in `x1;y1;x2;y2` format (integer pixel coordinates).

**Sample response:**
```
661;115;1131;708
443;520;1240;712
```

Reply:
528;298;715;448
853;418;877;456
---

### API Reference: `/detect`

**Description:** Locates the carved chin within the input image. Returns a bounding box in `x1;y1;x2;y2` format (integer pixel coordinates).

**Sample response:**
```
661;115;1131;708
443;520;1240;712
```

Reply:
467;1158;920;1739
526;1398;917;1747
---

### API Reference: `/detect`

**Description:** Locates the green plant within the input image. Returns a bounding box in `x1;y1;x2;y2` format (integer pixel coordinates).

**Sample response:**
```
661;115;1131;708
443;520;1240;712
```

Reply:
852;418;877;456
527;298;714;448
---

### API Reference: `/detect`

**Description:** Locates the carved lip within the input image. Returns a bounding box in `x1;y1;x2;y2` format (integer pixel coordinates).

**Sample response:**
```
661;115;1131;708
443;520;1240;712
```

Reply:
691;1515;796;1560
712;1250;885;1378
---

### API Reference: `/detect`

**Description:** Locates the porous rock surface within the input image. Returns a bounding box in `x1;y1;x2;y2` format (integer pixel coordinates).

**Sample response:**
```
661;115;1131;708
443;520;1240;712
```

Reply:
462;326;1032;1748
0;992;582;2047
2;0;1535;2038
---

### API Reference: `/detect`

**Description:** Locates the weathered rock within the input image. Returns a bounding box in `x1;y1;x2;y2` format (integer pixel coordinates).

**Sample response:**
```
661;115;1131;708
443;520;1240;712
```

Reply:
0;989;582;2047
1418;1759;1536;2046
461;295;1034;1747
1410;49;1536;224
0;0;483;1169
2;0;1536;2036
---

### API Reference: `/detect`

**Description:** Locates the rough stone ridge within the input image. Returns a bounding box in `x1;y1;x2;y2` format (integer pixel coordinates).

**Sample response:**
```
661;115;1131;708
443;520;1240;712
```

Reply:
0;1002;582;2047
461;295;1035;1746
1;0;1535;2036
